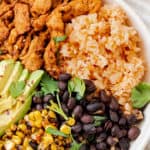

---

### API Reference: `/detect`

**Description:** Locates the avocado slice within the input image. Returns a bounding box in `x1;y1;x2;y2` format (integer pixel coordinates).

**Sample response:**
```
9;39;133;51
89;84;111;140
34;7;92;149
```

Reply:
1;61;23;96
0;59;15;94
18;69;29;82
0;67;44;136
0;69;30;114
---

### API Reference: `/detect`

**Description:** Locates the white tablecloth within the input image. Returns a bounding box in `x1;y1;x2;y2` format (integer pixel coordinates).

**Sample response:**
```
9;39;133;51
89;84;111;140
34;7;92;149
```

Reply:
124;0;150;149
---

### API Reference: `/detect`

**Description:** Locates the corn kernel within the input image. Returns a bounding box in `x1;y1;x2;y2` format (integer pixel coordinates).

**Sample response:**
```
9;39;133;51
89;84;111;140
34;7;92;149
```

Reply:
66;117;75;126
51;143;57;150
42;109;48;116
16;131;24;138
35;120;42;128
45;124;56;129
26;146;33;150
28;112;35;121
0;141;4;149
60;124;71;135
48;111;56;119
34;111;42;120
18;124;27;132
12;135;21;145
43;133;54;144
23;138;29;147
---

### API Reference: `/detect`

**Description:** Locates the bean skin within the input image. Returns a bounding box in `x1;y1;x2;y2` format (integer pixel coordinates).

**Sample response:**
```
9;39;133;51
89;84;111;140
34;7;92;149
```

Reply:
81;114;94;124
99;90;110;103
109;110;119;122
71;122;82;133
109;96;119;111
67;97;76;109
84;79;96;93
58;81;67;91
62;91;69;102
86;102;102;112
59;73;71;81
72;105;83;119
128;126;140;140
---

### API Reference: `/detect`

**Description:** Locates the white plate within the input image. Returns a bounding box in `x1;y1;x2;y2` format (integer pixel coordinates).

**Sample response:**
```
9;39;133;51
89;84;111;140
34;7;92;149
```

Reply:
104;0;150;149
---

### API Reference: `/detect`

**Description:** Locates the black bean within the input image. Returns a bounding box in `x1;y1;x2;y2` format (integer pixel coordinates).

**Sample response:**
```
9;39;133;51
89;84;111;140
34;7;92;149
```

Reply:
43;103;48;109
72;105;83;119
58;81;67;91
81;114;94;124
90;145;96;150
61;103;69;115
59;73;71;81
83;124;96;134
96;127;103;133
118;129;127;138
104;120;113;132
84;79;96;93
96;142;107;150
115;147;121;150
71;122;82;133
32;96;42;104
109;96;119;111
119;117;127;126
119;138;130;150
80;99;88;108
96;133;107;143
29;141;38;149
62;91;69;102
67;97;76;109
99;90;110;103
36;104;43;110
127;114;137;125
128;126;140;140
86;102;102;113
109;110;119;122
43;94;53;103
106;136;118;146
111;125;120;137
80;144;89;150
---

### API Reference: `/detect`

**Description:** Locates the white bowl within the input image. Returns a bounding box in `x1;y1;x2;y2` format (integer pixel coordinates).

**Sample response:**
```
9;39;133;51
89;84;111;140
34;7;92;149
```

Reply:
105;0;150;149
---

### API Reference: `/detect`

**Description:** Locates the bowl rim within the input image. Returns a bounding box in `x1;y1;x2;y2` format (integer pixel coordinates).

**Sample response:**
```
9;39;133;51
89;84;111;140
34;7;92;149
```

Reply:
104;0;150;149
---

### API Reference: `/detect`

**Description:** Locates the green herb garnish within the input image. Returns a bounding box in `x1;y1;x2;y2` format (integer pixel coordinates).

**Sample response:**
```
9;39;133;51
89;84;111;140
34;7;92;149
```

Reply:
93;116;107;127
131;82;150;108
53;35;67;44
48;94;68;120
70;134;83;150
9;81;25;98
40;73;59;95
33;91;44;97
46;127;68;137
68;77;86;100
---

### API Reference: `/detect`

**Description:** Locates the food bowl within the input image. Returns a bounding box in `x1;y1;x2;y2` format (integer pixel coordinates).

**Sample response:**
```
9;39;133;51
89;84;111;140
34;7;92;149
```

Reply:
105;0;150;149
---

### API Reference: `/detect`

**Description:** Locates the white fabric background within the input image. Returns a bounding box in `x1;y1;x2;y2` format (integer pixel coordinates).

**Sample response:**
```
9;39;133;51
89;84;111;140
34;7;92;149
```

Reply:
124;0;150;149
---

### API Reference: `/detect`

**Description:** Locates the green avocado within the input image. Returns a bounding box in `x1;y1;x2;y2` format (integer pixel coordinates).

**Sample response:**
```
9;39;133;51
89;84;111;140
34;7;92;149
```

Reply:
0;59;15;94
1;61;23;96
0;60;44;136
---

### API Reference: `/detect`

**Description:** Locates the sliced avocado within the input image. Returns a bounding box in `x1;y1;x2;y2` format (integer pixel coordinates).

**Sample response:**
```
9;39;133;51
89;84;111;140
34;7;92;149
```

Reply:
0;96;31;136
0;69;30;113
0;69;44;136
18;69;29;82
1;61;23;96
0;59;15;94
23;70;44;97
